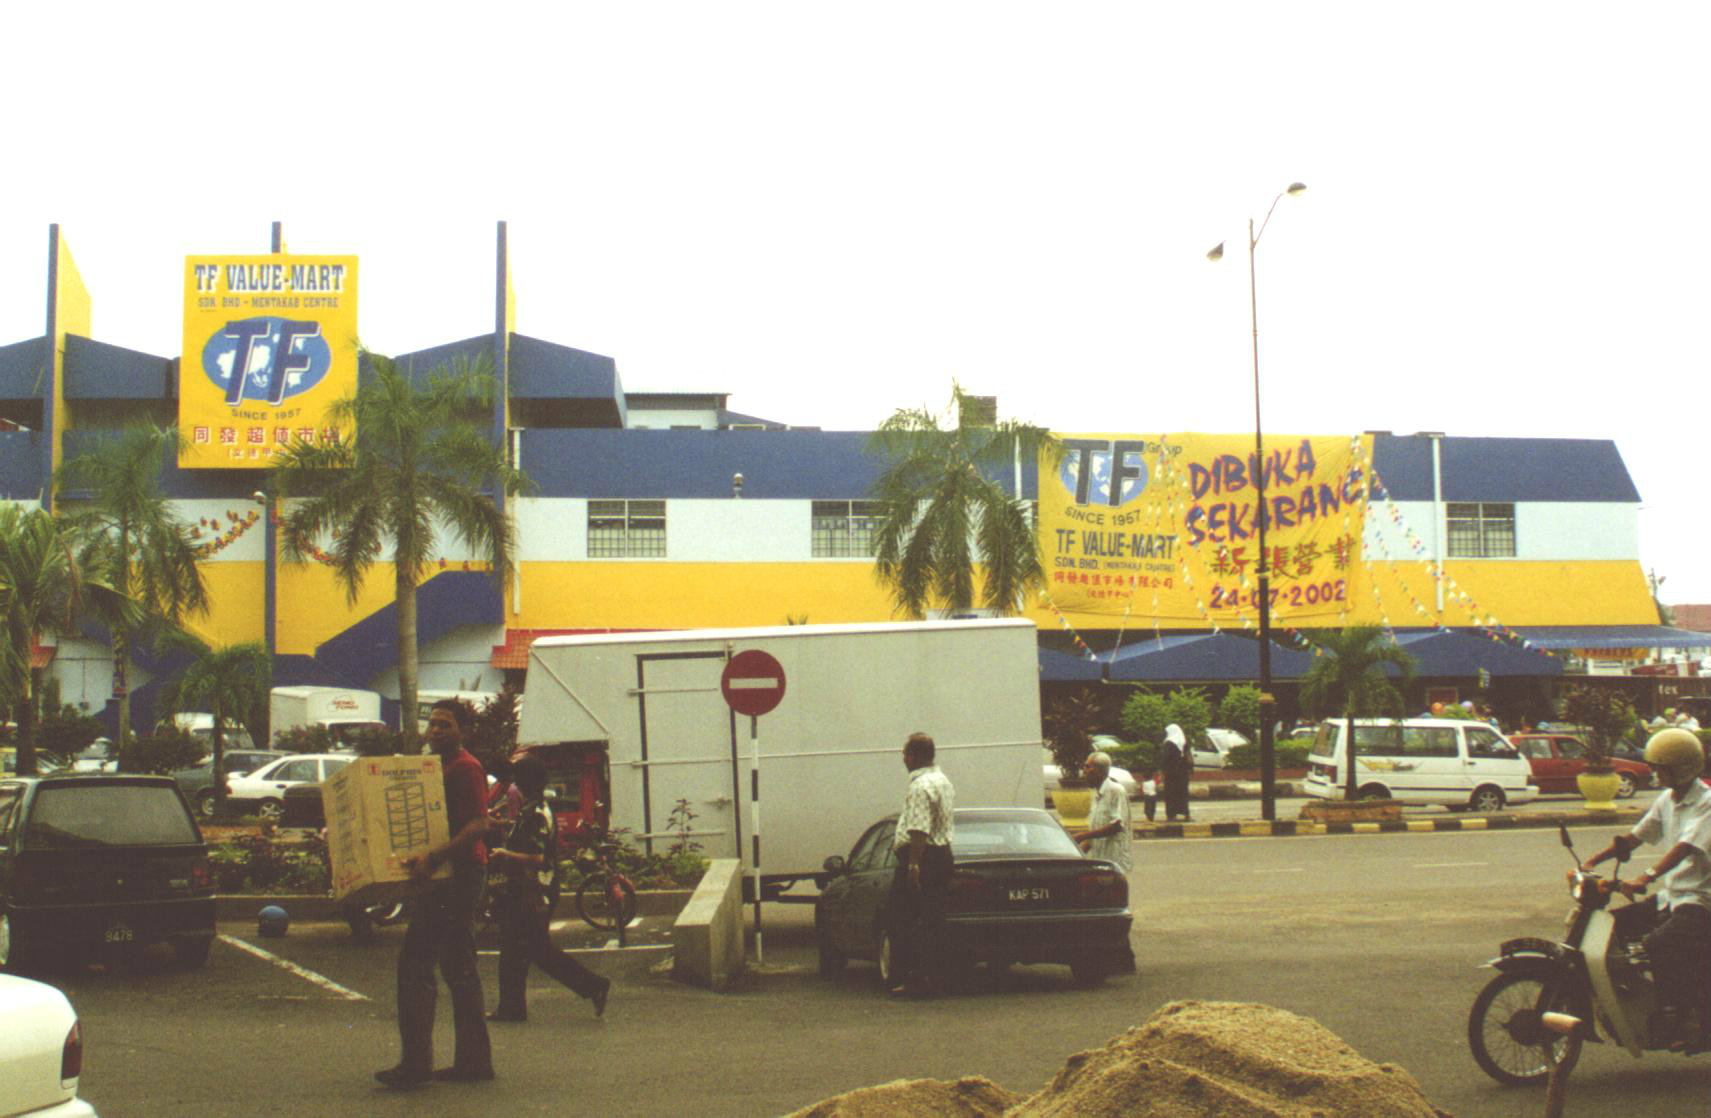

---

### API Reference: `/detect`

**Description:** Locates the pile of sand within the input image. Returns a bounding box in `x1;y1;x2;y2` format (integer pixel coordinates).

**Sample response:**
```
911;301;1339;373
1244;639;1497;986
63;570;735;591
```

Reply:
782;1076;1019;1118
782;1001;1447;1118
1009;1001;1445;1118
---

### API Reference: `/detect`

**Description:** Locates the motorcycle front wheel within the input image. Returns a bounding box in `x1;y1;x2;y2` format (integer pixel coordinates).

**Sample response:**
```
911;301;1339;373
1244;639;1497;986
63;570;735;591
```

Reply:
1468;971;1583;1086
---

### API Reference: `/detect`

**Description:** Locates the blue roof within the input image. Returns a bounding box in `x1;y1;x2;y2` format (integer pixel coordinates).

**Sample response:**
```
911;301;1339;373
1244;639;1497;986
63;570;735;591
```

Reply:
1511;625;1711;650
1389;629;1563;677
1371;434;1639;503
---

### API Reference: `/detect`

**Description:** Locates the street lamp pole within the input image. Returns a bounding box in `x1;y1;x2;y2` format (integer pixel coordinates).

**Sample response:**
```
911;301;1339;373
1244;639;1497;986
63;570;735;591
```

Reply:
1211;182;1305;822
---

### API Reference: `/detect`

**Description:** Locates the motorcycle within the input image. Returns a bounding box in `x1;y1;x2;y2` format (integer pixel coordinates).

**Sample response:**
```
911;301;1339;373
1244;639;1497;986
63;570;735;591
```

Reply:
1468;822;1710;1086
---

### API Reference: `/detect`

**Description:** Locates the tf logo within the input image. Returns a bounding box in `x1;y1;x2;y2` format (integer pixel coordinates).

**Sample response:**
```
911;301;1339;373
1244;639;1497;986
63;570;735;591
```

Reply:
1059;439;1151;507
200;317;332;407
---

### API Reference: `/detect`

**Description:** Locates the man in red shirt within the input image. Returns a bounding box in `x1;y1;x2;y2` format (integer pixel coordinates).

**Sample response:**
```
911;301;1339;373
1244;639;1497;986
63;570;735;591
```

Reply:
376;700;494;1088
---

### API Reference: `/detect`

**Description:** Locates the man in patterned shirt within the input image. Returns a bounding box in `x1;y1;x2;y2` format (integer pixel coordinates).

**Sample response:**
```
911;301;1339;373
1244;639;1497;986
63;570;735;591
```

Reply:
889;731;955;996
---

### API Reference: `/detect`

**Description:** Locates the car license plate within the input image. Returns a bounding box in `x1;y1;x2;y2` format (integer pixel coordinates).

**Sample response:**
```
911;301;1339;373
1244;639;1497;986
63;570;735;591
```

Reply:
104;923;134;944
1008;887;1050;903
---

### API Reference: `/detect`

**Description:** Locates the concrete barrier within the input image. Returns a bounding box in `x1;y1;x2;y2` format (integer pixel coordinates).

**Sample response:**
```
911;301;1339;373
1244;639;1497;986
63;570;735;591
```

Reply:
670;858;745;991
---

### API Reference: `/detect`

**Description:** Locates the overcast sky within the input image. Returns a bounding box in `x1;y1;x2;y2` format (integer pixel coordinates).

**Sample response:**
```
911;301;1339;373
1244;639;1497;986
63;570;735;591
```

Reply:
5;3;1707;604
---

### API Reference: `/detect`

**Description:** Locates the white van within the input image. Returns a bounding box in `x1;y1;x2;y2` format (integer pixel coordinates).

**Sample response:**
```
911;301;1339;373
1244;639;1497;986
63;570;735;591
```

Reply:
1301;718;1538;812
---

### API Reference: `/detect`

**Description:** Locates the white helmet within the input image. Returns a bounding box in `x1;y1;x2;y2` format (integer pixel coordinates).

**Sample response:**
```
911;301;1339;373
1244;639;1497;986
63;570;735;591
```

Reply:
1644;728;1705;783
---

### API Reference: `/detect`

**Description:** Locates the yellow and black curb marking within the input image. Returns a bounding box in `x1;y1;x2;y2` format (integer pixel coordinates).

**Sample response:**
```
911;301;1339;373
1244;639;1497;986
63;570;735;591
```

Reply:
1135;808;1644;841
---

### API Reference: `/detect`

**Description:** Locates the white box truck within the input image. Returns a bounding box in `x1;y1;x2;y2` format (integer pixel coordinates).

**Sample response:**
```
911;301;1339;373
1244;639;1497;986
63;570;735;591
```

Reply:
269;686;386;744
516;619;1045;897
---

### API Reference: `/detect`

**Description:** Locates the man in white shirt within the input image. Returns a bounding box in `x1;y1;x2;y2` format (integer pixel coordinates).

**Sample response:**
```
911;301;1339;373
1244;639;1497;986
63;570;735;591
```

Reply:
889;731;955;996
1074;752;1133;874
1581;728;1711;1047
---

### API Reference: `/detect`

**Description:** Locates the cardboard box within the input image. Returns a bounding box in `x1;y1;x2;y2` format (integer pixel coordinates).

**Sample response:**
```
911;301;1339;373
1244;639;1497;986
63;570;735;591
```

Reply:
323;755;452;906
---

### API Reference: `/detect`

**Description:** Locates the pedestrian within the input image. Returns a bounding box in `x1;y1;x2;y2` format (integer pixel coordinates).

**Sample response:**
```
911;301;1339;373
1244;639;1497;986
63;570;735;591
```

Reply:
375;699;494;1089
888;731;954;997
488;754;611;1022
486;754;524;824
1162;724;1192;822
1139;767;1159;823
1576;729;1711;1049
1073;752;1133;873
1073;751;1137;972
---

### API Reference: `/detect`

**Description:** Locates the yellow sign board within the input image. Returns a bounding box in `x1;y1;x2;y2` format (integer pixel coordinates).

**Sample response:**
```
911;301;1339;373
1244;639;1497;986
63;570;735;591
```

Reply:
1039;433;1372;625
180;255;358;468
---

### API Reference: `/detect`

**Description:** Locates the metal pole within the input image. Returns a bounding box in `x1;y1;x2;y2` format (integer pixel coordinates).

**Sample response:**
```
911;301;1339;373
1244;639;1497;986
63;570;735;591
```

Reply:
750;714;763;964
1250;218;1277;822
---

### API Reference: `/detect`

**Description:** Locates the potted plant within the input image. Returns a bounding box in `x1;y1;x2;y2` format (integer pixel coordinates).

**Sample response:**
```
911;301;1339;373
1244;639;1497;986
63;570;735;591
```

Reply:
1560;686;1637;809
1043;690;1101;826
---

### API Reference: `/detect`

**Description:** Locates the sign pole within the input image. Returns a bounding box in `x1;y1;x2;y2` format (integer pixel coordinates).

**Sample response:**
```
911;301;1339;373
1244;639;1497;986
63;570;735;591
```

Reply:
750;713;762;965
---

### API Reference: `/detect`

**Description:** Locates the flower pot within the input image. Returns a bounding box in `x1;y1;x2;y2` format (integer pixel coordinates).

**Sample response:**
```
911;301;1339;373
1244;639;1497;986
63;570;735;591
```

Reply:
1576;771;1622;810
1051;785;1093;829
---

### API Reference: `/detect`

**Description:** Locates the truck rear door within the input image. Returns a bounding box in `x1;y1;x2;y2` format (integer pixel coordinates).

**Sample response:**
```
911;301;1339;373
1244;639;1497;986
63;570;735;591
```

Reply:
633;652;741;861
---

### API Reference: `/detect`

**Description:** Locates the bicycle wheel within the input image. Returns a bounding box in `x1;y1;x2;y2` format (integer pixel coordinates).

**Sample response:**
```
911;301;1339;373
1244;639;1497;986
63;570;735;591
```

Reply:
576;873;639;931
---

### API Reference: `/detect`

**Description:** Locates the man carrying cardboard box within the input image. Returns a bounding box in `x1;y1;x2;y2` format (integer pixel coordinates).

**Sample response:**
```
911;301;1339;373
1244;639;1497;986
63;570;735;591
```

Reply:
375;700;494;1089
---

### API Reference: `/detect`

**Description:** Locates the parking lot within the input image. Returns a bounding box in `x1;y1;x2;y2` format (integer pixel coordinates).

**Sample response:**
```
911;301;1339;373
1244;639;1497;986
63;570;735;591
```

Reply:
37;822;1711;1118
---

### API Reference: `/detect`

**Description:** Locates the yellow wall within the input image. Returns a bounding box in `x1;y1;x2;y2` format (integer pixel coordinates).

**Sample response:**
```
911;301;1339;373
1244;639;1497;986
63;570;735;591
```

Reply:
182;561;266;647
277;561;404;655
509;562;899;629
49;232;92;490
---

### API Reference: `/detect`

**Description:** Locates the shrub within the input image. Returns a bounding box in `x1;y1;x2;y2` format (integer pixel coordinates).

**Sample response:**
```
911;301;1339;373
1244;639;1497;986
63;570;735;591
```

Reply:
273;724;339;754
1106;740;1161;777
1120;691;1171;742
36;705;106;769
1225;738;1313;771
119;728;204;774
207;832;330;894
344;726;406;757
1217;685;1263;741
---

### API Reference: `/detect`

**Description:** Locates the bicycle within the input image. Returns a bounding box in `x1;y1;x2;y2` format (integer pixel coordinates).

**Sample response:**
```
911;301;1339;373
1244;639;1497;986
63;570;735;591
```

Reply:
572;835;638;932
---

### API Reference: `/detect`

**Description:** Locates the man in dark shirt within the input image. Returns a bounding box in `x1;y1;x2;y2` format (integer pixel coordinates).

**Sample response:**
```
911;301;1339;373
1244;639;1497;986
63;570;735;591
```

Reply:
375;700;494;1088
489;753;610;1021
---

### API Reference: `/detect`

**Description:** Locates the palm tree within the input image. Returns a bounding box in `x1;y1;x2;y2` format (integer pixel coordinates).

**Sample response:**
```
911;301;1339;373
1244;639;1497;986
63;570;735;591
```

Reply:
1299;626;1415;799
869;383;1061;618
156;633;271;816
272;350;527;749
0;506;127;775
55;424;209;748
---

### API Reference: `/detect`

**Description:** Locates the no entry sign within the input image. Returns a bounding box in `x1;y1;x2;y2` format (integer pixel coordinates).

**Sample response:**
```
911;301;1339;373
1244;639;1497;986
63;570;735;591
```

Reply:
721;649;786;717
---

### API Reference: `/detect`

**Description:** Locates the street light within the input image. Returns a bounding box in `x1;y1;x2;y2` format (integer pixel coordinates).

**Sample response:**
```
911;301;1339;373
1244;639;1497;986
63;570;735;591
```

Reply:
1208;181;1306;823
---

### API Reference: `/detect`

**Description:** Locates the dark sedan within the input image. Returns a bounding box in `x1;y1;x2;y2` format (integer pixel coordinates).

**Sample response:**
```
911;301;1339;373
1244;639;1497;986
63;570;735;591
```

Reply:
814;807;1132;988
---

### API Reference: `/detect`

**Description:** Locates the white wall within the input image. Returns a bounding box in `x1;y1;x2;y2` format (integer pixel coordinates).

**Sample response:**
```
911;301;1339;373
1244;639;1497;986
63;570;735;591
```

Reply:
626;408;718;429
368;623;505;698
515;497;825;562
1365;500;1639;563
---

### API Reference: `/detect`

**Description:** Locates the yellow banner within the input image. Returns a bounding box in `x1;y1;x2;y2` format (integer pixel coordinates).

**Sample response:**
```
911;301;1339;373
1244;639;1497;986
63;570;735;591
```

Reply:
180;255;358;468
1040;433;1372;625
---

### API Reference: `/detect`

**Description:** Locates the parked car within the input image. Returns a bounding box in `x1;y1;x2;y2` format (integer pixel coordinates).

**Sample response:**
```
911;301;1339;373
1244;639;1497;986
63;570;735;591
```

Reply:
0;774;215;971
0;974;96;1117
1041;746;1139;798
1193;728;1249;769
1302;718;1538;811
172;750;294;817
224;754;354;819
1511;733;1654;799
70;741;118;773
1;749;62;777
815;807;1132;987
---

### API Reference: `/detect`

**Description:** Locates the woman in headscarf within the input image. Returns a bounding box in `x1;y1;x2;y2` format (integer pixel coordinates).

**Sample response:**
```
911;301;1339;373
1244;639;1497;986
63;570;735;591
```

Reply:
1162;724;1192;822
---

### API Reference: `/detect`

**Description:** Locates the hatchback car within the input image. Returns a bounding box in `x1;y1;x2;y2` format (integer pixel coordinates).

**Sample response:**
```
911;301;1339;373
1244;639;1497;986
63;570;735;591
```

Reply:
1511;733;1654;798
0;974;96;1117
815;807;1132;987
224;754;354;819
1193;728;1249;768
172;750;294;817
0;775;215;972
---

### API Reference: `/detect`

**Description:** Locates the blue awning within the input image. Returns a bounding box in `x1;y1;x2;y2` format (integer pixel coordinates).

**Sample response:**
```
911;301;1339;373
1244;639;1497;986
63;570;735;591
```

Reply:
1390;629;1563;677
1097;634;1317;683
1510;626;1711;650
1037;646;1105;682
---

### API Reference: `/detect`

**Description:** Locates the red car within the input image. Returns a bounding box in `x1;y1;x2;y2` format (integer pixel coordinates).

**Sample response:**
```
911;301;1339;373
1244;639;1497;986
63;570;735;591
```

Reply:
1512;734;1653;799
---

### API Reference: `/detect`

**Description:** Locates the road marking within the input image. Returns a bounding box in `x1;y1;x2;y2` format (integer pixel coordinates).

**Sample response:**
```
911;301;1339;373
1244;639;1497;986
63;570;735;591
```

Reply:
477;943;669;957
218;934;369;1001
1414;861;1489;868
1250;867;1305;873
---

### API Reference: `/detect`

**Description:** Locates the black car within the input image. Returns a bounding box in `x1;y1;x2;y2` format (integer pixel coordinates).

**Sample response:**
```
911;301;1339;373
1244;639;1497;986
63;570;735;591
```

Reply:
172;750;294;817
815;807;1132;988
0;775;216;971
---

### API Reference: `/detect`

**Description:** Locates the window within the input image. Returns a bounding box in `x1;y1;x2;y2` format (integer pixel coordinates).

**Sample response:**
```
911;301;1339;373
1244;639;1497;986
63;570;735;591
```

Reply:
588;499;667;558
811;500;882;558
1464;727;1515;759
1400;726;1458;758
274;759;320;783
1446;502;1516;558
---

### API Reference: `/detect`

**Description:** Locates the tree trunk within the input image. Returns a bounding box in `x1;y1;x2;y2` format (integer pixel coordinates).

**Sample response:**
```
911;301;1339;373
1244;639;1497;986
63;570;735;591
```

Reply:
1343;712;1358;799
116;517;132;748
397;567;419;751
17;661;39;776
211;715;225;816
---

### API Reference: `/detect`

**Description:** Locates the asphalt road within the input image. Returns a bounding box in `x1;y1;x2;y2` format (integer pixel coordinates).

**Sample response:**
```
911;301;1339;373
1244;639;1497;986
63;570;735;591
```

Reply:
41;821;1709;1118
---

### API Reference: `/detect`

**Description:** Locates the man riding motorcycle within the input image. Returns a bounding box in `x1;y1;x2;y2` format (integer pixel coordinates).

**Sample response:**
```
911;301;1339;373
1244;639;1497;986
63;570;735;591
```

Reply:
1578;727;1711;1048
